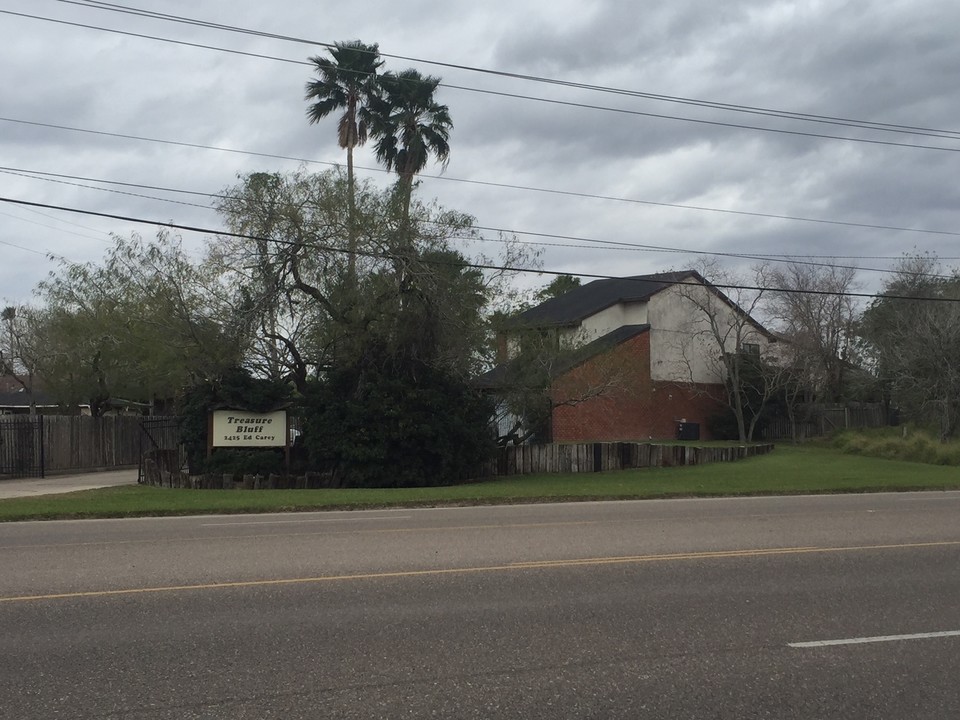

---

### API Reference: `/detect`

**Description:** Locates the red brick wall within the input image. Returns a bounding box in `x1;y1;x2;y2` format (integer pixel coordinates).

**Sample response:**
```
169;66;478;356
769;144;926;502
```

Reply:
550;332;727;442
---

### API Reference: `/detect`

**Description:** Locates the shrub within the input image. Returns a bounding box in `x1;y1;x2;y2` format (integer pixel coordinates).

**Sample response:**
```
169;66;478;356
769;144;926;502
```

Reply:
301;350;496;488
833;428;960;466
203;448;285;477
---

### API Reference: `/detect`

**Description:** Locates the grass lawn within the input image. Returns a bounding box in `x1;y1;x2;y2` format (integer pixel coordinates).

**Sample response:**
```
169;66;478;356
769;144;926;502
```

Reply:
2;444;959;522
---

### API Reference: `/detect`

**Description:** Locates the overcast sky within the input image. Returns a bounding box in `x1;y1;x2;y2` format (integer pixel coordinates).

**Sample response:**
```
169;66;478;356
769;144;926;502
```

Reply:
2;0;959;307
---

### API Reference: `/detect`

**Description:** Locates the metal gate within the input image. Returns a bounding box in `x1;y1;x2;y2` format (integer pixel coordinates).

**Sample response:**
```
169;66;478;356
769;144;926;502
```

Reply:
0;416;44;479
138;417;187;485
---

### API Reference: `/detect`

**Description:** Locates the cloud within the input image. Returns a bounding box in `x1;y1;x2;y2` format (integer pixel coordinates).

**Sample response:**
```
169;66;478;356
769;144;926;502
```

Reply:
1;0;959;306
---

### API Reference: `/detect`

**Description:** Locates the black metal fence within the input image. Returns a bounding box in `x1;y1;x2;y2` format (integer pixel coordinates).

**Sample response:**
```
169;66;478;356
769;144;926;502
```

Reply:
138;417;187;485
0;416;44;479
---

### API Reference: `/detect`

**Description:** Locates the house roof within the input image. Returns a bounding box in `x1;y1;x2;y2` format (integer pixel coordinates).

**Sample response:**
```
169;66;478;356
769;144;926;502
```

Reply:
0;389;57;408
476;324;650;390
514;271;696;327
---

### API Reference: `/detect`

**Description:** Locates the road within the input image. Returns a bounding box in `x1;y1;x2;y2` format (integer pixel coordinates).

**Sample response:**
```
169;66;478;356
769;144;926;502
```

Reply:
2;492;960;718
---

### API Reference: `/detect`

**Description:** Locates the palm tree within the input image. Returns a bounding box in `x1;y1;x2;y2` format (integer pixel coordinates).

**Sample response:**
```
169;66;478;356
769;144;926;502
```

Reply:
369;69;452;234
305;40;383;283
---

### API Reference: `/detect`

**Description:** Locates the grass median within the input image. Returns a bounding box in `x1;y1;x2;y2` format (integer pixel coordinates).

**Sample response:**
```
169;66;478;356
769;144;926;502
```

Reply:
2;444;960;522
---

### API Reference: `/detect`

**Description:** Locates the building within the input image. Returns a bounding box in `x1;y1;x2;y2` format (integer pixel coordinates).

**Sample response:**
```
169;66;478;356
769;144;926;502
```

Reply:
480;270;776;442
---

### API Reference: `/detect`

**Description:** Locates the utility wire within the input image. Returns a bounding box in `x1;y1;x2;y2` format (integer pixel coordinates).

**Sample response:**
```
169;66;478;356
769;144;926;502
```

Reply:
49;0;960;140
6;9;960;154
6;165;959;282
1;195;956;303
3;117;959;241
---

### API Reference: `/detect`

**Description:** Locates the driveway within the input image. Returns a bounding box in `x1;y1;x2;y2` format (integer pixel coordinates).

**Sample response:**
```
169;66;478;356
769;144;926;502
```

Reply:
0;468;138;499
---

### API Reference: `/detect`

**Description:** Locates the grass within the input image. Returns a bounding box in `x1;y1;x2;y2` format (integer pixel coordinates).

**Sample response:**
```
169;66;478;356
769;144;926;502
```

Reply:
2;444;960;522
830;426;960;465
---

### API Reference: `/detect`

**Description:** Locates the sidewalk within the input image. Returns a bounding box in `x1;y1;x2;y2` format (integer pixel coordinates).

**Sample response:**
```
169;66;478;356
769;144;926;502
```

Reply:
0;468;139;499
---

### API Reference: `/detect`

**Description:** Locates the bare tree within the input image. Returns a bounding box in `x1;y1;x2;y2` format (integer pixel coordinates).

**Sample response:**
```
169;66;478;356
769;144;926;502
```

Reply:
1;304;39;413
668;263;781;442
767;263;860;404
490;326;642;444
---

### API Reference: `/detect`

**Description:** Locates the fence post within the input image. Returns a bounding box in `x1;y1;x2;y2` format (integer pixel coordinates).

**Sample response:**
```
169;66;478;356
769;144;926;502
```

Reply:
38;416;45;479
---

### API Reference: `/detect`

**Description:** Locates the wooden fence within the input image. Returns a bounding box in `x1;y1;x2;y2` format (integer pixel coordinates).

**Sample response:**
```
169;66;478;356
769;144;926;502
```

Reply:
485;441;774;477
142;440;775;489
1;415;180;475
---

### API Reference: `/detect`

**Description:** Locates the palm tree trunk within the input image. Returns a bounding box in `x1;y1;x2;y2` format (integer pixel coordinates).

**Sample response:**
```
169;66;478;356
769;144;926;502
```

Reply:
346;146;357;286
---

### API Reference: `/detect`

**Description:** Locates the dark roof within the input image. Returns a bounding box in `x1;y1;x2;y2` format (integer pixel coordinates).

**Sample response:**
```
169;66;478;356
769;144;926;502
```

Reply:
515;271;696;327
476;324;650;390
0;389;56;408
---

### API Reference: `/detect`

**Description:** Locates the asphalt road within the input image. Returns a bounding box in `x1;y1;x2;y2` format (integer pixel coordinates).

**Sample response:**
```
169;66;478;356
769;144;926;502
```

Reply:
2;492;960;719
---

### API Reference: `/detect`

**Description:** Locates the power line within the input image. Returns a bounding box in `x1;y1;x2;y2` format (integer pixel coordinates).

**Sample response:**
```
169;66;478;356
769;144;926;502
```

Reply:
49;0;960;141
3;118;959;241
7;8;960;154
1;195;956;304
0;167;216;210
6;164;959;282
6;165;960;283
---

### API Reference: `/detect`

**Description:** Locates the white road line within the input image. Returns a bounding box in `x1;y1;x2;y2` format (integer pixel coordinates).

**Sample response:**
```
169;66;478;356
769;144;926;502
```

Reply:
789;630;960;648
200;515;411;527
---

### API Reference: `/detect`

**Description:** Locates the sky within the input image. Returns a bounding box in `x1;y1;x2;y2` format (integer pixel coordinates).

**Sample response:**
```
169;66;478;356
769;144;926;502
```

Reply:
2;0;960;307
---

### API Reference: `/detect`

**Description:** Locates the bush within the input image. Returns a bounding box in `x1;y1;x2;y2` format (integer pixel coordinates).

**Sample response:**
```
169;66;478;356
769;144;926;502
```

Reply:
203;448;285;477
706;410;740;441
301;351;496;488
833;428;960;466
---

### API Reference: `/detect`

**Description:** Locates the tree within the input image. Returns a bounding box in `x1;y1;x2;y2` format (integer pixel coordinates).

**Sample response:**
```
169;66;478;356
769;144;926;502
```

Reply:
212;169;504;388
859;255;960;441
767;263;859;404
0;304;40;413
491;325;644;444
301;343;495;487
31;232;242;415
370;69;452;232
668;264;781;442
534;274;581;304
305;40;383;284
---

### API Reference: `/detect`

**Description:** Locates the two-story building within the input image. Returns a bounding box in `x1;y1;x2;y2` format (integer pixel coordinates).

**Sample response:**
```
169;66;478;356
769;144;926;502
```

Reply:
481;270;776;442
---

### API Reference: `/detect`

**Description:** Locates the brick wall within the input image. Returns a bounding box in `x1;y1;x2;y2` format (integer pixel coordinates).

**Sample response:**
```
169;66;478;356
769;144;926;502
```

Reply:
550;331;727;442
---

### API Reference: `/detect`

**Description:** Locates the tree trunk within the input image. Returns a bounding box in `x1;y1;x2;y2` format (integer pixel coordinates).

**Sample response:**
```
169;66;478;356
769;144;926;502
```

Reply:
346;145;357;286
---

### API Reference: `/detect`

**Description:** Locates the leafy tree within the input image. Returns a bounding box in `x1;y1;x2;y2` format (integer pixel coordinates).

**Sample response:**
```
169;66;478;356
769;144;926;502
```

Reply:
30;232;242;415
212;169;516;386
370;69;452;231
301;342;495;487
305;40;383;284
859;255;960;441
535;274;581;303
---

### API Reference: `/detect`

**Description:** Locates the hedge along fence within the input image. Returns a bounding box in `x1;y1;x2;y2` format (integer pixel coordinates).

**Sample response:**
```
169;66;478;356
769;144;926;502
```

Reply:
141;441;775;490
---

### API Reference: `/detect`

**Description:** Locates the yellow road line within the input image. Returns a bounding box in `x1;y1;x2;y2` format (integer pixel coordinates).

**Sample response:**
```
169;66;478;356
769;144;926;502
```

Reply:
2;540;959;604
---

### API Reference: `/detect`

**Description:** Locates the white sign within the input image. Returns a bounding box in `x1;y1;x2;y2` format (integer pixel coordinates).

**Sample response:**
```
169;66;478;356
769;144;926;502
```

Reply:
211;410;287;447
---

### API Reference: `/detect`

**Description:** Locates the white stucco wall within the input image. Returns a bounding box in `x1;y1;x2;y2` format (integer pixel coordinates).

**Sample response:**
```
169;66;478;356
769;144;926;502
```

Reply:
504;301;648;359
577;301;649;341
647;282;772;383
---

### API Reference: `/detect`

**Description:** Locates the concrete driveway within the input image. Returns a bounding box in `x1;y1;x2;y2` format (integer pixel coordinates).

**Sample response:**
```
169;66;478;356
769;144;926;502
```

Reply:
0;468;138;499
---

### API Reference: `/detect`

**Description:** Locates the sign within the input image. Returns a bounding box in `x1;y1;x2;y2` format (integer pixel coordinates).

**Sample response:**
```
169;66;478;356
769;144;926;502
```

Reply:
211;410;287;448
